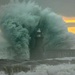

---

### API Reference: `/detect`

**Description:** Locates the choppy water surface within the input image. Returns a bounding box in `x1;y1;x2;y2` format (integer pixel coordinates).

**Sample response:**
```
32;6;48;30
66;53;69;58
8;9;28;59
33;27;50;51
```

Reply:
0;58;75;75
0;63;75;75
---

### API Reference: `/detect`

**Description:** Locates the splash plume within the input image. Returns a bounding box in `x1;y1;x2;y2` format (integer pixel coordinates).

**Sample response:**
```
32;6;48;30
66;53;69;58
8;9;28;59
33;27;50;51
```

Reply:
0;0;75;60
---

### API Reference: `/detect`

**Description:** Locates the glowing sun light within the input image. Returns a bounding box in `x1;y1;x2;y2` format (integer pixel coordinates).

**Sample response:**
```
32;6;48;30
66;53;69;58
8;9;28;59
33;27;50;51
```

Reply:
62;16;75;34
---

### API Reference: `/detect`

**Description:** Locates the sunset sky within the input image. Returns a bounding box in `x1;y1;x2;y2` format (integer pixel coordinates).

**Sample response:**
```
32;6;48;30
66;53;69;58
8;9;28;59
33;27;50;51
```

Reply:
63;17;75;34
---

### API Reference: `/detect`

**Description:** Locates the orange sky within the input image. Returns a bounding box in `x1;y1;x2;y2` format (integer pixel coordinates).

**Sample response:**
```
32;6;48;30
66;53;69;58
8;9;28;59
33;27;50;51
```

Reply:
62;16;75;34
63;17;75;23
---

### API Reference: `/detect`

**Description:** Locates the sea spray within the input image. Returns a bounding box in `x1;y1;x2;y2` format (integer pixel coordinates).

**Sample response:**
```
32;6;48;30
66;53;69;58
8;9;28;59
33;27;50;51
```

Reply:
0;0;75;60
0;0;41;60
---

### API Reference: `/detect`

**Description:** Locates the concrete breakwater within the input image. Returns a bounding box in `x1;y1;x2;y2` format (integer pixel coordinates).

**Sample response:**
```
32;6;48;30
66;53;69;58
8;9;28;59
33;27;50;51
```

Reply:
31;49;75;60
